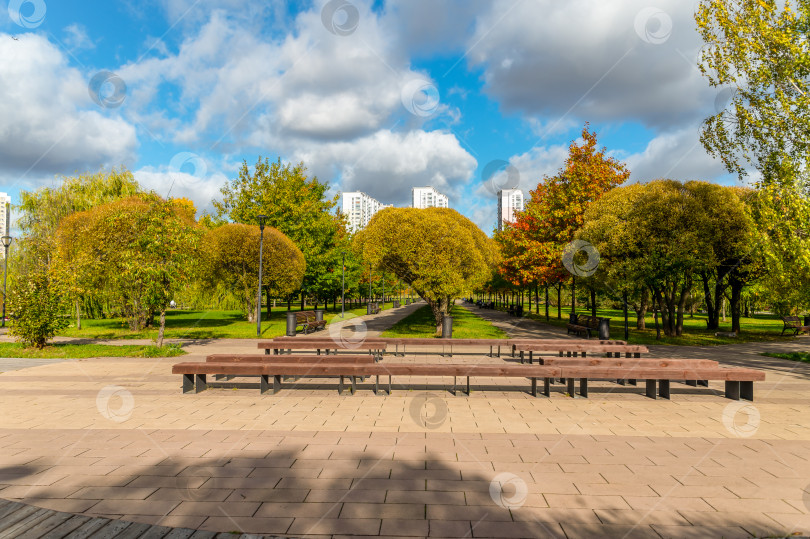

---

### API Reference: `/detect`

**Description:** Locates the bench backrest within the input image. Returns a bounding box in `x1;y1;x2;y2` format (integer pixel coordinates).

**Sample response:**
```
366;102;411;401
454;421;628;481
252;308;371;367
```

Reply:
575;315;600;328
783;316;802;326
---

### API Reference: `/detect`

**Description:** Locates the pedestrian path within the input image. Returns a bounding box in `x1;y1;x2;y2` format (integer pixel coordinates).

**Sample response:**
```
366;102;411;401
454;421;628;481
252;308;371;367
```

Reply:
462;301;570;338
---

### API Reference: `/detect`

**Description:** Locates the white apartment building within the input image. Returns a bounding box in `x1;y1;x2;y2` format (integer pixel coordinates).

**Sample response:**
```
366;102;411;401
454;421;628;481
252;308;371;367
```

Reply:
342;191;391;232
412;186;448;209
497;188;524;231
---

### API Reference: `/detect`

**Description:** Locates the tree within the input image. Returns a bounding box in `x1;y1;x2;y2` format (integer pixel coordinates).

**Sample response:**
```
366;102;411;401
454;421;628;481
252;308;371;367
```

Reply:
497;125;629;314
8;265;69;349
695;0;810;180
213;157;348;307
354;208;498;334
202;223;305;322
59;195;203;343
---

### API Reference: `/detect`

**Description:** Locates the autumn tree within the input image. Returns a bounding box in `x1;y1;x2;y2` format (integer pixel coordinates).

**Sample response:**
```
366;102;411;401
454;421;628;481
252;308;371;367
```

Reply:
696;0;810;180
213;158;349;308
497;125;629;315
354;208;498;335
58;195;202;344
202;223;305;322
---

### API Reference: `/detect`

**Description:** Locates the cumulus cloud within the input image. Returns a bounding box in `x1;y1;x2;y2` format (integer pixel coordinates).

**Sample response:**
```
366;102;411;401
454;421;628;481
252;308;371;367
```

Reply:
467;0;715;130
0;33;137;180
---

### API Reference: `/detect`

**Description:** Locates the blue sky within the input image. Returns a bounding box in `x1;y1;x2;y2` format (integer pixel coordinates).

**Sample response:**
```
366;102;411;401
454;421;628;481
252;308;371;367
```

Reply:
0;0;739;234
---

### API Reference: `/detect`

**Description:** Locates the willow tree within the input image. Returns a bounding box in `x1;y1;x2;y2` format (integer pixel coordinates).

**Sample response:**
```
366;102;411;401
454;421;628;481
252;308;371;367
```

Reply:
354;207;498;335
202;223;305;322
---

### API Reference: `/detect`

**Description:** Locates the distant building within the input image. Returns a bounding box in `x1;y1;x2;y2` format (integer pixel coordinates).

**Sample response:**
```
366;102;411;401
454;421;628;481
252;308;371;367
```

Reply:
342;191;391;232
0;192;9;257
497;189;524;232
412;186;449;209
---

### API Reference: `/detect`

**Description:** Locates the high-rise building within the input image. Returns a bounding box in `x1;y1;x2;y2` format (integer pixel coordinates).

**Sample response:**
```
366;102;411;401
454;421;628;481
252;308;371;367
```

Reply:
412;186;449;209
497;189;524;231
342;192;391;233
0;193;10;257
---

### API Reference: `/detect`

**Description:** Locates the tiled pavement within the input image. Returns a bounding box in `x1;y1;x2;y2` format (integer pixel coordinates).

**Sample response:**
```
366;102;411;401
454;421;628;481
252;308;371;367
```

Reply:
0;304;809;537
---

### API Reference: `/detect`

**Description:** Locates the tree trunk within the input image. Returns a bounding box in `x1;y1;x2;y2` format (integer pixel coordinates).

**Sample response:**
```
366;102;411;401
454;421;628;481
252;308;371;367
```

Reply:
544;284;549;321
721;296;726;322
287;296;291;311
75;299;81;330
701;272;718;330
157;309;166;347
427;295;450;336
590;287;596;318
266;289;272;318
634;288;648;330
730;275;743;333
556;283;562;319
301;292;305;311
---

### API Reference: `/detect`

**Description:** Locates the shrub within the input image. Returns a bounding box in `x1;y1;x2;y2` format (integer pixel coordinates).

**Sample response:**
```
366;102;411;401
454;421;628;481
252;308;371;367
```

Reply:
8;267;70;349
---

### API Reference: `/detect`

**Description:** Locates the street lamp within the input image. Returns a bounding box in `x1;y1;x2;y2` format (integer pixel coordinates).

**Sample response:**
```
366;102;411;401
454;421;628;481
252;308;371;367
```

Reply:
256;215;267;338
1;236;12;328
341;251;346;319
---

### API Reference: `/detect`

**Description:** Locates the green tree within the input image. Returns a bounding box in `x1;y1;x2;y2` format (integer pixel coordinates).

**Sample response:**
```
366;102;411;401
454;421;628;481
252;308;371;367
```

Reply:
60;195;203;343
695;0;810;180
202;223;305;322
8;265;69;349
213;157;348;307
354;207;498;335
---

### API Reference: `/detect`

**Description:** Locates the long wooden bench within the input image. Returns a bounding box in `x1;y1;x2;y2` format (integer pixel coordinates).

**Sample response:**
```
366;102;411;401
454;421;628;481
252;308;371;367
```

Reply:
207;354;376;364
258;340;385;359
781;315;810;336
172;361;764;400
515;344;648;364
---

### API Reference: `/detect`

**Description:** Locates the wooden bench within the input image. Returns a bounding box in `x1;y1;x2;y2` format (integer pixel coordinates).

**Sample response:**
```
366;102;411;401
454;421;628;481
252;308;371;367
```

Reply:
507;305;524;316
515;343;648;364
293;311;326;334
172;361;764;400
781;315;810;336
537;356;716;388
368;303;381;314
257;340;385;359
566;314;606;338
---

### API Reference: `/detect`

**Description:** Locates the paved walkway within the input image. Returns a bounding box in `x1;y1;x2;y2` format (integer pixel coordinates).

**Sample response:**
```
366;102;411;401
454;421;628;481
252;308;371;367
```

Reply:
1;302;809;537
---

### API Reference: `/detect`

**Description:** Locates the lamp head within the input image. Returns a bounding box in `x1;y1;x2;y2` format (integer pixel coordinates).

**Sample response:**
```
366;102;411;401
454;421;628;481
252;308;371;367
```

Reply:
0;236;11;249
257;214;267;230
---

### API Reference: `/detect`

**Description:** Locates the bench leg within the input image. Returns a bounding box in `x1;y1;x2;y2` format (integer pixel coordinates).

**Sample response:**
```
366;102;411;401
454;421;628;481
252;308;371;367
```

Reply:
658;379;670;399
580;378;588;398
520;351;524;364
725;381;741;400
350;376;356;395
685;380;698;386
544;377;551;397
531;378;537;397
698;380;709;387
741;381;754;401
629;379;637;386
388;375;392;395
339;376;345;395
260;375;271;395
273;375;281;394
617;379;626;386
645;379;657;399
195;374;207;394
182;374;194;394
452;376;457;396
567;378;576;397
466;376;470;396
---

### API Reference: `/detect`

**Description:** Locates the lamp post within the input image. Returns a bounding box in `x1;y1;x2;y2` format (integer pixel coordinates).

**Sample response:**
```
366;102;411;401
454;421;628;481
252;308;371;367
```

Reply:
256;215;267;338
341;251;346;319
1;236;11;328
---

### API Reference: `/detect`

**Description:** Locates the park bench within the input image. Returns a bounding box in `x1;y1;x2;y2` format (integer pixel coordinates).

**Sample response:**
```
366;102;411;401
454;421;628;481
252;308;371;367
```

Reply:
781;315;810;336
172;360;764;400
566;314;607;338
368;302;381;315
514;343;648;364
507;305;524;317
257;340;386;360
292;311;326;334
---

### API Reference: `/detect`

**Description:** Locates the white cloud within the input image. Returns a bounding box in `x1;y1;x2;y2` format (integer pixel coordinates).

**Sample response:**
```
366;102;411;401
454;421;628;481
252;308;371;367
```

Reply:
63;24;94;51
624;127;730;183
0;33;137;180
293;129;477;206
134;167;228;216
467;0;715;130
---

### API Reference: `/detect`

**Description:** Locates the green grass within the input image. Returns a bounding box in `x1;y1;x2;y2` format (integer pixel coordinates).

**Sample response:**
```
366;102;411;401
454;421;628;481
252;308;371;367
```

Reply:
382;305;507;339
762;351;810;363
57;303;396;340
0;342;187;359
495;304;792;346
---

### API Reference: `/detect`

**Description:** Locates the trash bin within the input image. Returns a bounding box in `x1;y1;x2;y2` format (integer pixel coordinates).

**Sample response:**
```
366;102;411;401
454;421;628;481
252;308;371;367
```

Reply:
442;315;453;338
569;313;578;324
393;301;400;308
286;311;297;336
314;309;324;323
598;318;611;340
367;303;374;315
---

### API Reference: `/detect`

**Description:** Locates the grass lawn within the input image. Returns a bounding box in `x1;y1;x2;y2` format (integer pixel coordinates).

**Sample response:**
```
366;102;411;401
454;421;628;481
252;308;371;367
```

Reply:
762;351;810;363
56;303;396;340
512;305;793;345
0;342;187;359
382;305;506;339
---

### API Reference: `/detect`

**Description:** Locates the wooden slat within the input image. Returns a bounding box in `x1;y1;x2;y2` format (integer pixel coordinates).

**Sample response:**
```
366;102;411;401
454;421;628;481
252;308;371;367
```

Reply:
538;358;718;368
515;344;648;353
206;354;376;364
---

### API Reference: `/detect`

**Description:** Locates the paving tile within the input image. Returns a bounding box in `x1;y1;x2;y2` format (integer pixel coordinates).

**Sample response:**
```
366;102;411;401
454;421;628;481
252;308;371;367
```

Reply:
380;519;430;537
254;501;341;519
287;517;381;536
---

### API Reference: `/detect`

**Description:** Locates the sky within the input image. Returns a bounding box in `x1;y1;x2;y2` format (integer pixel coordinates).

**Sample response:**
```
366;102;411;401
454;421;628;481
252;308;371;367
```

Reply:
0;0;742;234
